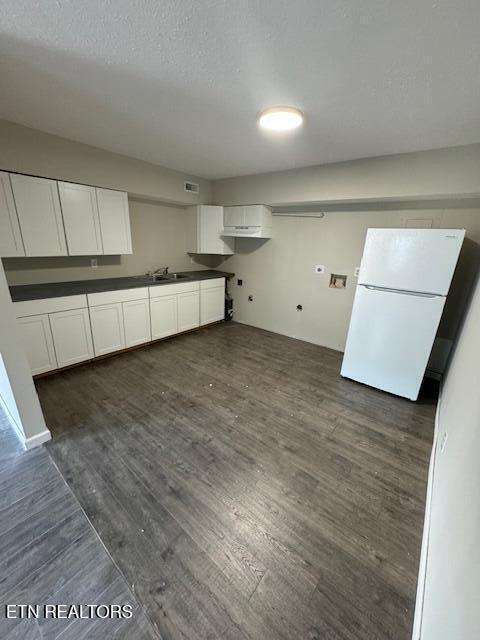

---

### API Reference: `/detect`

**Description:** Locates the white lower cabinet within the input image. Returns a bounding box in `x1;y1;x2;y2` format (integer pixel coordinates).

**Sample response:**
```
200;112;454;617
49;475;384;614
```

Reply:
178;291;200;332
150;281;201;339
200;286;225;325
15;278;226;375
150;295;178;340
89;303;126;356
123;298;151;347
17;314;57;375
49;308;94;367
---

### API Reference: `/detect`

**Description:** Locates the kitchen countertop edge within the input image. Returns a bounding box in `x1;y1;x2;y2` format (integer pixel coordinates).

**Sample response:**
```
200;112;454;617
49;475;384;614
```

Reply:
9;270;235;303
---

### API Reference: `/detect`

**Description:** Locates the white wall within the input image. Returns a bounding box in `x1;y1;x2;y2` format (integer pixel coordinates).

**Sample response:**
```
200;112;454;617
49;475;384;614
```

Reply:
218;208;480;352
0;119;211;204
415;264;480;639
3;200;211;286
0;261;50;445
213;143;480;206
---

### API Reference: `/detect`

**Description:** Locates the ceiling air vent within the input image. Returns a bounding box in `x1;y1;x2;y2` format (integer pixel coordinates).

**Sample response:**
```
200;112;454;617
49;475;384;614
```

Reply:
184;181;199;194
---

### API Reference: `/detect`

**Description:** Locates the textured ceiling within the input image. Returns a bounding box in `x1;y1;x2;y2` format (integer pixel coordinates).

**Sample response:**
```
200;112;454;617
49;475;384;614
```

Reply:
1;1;480;179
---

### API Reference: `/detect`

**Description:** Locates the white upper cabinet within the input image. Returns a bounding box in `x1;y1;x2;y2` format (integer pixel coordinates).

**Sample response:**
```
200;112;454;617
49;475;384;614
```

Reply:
224;206;245;227
58;182;103;256
187;205;234;255
223;205;273;238
10;174;67;256
96;188;132;255
0;172;24;257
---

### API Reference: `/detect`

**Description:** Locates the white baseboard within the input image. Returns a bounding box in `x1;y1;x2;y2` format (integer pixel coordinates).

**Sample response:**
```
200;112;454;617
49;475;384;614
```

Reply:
25;428;52;449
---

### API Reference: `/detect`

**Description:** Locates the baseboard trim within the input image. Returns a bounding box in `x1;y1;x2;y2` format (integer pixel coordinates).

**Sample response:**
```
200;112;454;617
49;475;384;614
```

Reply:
25;429;52;450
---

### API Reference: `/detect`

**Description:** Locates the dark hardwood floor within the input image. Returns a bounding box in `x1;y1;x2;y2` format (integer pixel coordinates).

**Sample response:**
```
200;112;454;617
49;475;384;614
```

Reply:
35;321;436;640
0;410;158;639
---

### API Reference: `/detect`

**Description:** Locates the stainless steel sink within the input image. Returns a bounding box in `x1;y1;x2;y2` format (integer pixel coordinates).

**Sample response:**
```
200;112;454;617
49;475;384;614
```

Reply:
152;273;189;281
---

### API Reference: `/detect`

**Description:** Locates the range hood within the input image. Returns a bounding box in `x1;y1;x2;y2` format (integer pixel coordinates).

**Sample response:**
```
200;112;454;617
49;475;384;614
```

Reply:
221;205;273;239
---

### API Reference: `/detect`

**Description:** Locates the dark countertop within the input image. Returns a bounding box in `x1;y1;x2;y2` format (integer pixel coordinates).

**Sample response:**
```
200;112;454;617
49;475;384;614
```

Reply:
9;270;234;302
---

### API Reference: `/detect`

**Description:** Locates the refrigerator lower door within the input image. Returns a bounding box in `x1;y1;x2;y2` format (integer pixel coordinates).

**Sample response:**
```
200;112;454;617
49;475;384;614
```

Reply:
341;285;446;400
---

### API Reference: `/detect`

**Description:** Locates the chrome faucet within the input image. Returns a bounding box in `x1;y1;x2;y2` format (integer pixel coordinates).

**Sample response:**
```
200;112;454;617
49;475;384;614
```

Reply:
153;266;169;276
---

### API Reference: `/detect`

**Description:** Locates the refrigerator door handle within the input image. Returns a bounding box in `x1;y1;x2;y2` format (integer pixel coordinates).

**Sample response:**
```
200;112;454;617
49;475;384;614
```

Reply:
363;285;443;298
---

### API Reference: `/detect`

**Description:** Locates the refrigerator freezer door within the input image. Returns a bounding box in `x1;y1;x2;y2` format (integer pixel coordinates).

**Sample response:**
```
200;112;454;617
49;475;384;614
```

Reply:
358;228;465;295
341;285;446;400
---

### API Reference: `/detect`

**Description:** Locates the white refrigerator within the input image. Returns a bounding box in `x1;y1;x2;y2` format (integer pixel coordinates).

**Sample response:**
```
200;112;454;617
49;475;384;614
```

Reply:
341;228;465;400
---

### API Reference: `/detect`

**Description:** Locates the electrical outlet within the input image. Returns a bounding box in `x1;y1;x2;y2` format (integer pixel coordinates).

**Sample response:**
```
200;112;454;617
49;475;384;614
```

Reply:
314;264;325;275
91;258;98;269
354;267;360;277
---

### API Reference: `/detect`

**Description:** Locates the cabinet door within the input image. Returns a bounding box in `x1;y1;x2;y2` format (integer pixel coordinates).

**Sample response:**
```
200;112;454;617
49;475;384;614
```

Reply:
200;286;225;325
244;205;263;226
96;188;132;254
10;174;67;256
150;295;178;340
58;182;103;256
89;303;125;356
0;172;24;257
17;314;57;375
200;206;234;255
224;206;245;227
178;291;200;332
123;299;151;347
49;308;94;367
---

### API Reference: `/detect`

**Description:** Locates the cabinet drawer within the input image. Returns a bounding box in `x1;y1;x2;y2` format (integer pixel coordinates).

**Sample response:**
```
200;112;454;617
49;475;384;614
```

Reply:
149;281;199;297
199;278;225;291
14;295;88;318
87;287;148;307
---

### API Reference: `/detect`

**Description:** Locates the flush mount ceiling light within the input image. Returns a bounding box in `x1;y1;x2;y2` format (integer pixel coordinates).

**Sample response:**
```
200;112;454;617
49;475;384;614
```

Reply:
258;106;303;131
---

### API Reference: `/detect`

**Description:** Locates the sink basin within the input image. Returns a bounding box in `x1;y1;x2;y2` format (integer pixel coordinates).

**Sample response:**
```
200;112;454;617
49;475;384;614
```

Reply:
152;273;189;281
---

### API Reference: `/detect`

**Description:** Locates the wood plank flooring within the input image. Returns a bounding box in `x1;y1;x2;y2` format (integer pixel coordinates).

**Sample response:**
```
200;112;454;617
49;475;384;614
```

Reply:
35;322;436;640
0;409;159;639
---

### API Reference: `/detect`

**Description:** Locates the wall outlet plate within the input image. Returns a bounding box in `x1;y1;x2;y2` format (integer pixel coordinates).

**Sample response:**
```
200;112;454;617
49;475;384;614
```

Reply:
314;264;325;275
354;267;360;277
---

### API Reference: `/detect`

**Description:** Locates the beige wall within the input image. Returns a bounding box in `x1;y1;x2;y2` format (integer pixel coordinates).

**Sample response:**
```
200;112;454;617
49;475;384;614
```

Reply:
415;266;480;639
213;143;480;206
0;120;211;204
217;208;480;352
3;199;213;285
